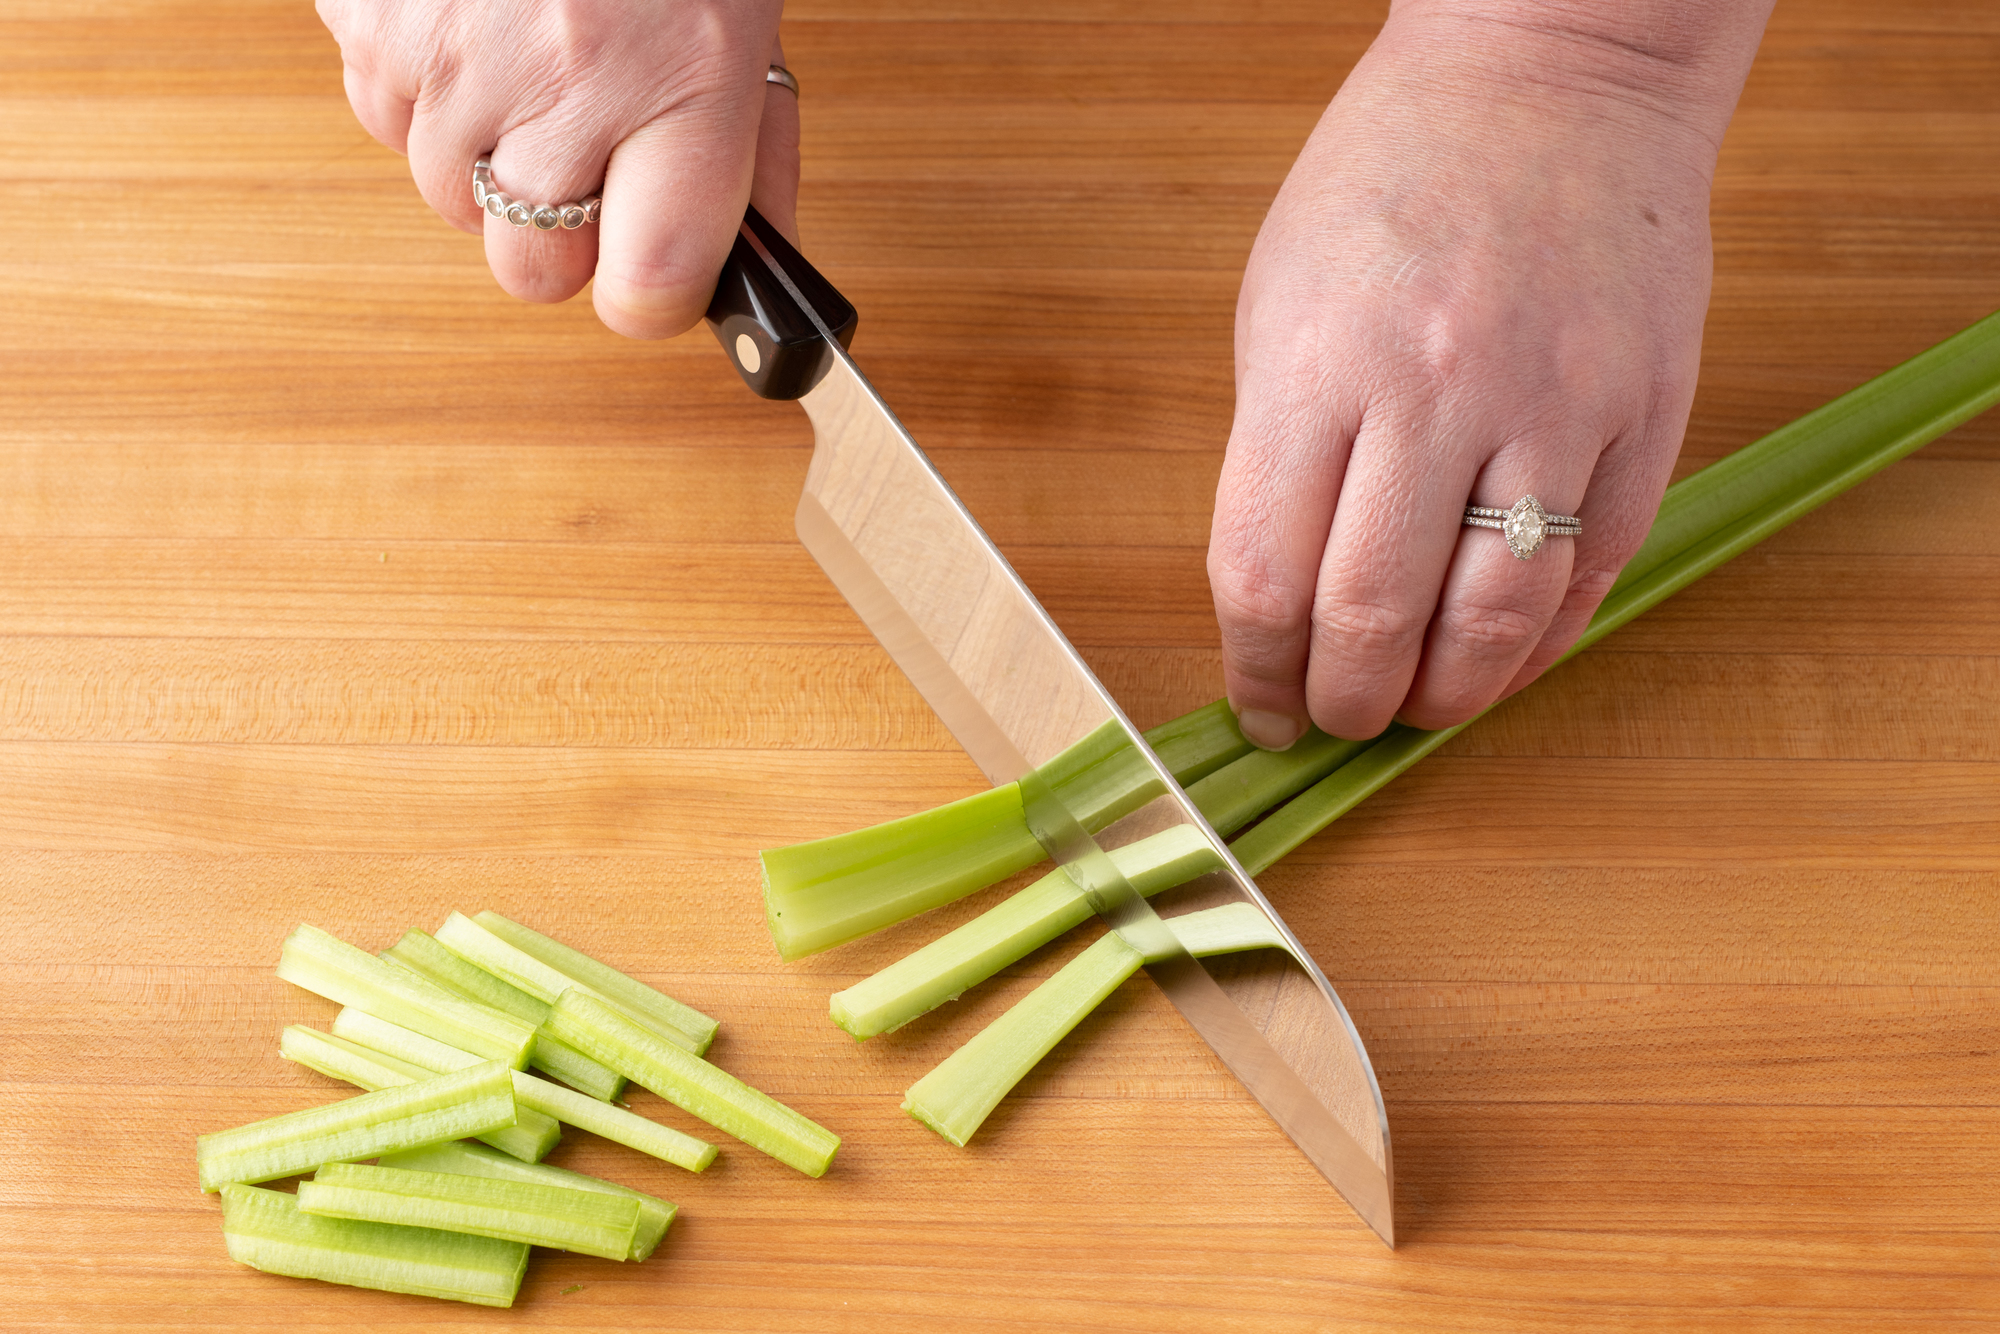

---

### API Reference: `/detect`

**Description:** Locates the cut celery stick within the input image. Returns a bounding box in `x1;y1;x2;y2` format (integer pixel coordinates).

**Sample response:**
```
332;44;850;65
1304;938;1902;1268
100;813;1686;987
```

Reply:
196;1061;517;1191
280;1026;559;1164
471;911;720;1054
276;923;537;1069
902;904;1294;1147
379;1141;677;1262
220;1182;528;1308
300;1162;640;1263
331;1009;716;1173
546;990;839;1178
1184;727;1371;837
434;912;704;1055
829;825;1220;1040
511;1070;716;1173
760;703;1250;961
381;928;626;1101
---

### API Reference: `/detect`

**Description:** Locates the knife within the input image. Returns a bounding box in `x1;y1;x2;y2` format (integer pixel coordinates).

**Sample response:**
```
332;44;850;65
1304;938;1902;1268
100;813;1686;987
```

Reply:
705;207;1394;1245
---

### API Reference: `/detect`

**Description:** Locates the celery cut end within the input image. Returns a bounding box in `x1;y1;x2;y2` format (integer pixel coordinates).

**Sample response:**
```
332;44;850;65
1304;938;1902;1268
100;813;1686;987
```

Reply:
900;1094;971;1149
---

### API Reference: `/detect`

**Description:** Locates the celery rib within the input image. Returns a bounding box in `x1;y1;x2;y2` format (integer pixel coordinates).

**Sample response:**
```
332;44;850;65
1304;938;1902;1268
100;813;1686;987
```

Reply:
434;912;706;1055
221;1183;529;1308
196;1061;517;1191
300;1162;641;1262
471;911;720;1053
276;923;537;1069
381;928;626;1101
330;1008;716;1172
379;1141;677;1262
546;990;840;1178
280;1026;560;1164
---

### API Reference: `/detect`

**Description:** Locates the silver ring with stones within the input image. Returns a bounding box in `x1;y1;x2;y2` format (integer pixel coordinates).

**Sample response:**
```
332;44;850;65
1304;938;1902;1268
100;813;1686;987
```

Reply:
473;160;601;231
766;64;799;96
1463;495;1582;560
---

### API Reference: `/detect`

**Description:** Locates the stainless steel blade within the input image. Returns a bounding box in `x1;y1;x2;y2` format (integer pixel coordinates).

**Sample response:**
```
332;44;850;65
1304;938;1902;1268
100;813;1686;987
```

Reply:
742;225;1393;1243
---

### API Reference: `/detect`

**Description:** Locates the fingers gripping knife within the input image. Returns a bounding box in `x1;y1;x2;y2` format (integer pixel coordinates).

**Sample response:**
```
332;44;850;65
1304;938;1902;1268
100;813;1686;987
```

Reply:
706;208;1394;1245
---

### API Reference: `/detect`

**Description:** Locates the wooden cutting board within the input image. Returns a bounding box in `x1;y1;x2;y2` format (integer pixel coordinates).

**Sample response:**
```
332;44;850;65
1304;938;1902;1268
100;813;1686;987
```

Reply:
3;1;1997;1329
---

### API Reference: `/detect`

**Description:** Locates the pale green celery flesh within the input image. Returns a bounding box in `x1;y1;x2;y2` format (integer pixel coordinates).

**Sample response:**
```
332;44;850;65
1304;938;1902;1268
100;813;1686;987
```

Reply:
381;929;627;1101
902;904;1301;1147
300;1162;640;1263
546;990;840;1178
196;1061;517;1191
333;1007;483;1074
511;1070;717;1173
1184;728;1372;836
903;931;1143;1147
434;912;704;1055
275;923;537;1069
829;826;1220;1039
280;1026;559;1164
220;1183;528;1308
471;910;720;1053
761;704;1249;961
379;1141;676;1262
1228;310;2000;879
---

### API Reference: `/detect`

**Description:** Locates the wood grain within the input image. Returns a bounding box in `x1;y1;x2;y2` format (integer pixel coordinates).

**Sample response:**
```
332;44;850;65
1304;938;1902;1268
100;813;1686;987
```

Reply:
2;0;1997;1329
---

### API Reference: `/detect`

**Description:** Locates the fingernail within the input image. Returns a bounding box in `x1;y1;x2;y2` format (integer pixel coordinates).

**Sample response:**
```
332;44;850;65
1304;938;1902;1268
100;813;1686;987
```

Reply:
1237;709;1302;751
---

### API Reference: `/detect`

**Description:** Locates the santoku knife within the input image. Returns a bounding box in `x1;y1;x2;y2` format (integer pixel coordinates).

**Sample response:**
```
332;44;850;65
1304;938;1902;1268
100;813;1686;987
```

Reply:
705;207;1394;1245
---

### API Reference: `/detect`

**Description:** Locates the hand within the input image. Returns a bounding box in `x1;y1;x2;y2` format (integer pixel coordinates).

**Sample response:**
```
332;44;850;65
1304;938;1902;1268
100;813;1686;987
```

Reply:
318;0;797;337
1207;1;1771;747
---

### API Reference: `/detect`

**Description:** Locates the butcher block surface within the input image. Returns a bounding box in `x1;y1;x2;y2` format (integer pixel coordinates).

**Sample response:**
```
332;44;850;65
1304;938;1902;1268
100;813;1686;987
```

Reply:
4;1;1999;1329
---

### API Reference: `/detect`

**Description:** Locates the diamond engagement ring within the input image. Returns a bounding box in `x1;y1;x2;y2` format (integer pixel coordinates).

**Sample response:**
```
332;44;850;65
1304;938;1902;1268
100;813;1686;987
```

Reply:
473;160;600;231
1463;495;1582;560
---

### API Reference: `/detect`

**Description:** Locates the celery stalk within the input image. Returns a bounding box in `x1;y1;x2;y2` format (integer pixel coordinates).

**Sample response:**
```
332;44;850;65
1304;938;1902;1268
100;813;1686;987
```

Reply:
379;1141;677;1262
434;913;705;1055
761;704;1251;961
276;923;537;1069
220;1182;528;1308
196;1061;516;1191
829;825;1219;1039
545;990;840;1178
280;1026;560;1164
470;911;720;1054
902;904;1298;1147
330;1009;716;1173
382;928;626;1101
1230;309;2000;878
299;1162;640;1263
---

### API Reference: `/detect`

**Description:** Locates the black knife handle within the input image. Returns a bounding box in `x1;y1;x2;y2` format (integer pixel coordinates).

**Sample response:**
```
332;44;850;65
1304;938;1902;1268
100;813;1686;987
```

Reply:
704;205;858;401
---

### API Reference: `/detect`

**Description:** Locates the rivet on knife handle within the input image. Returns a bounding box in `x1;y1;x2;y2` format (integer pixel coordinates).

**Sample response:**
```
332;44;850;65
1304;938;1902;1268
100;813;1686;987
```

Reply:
704;206;858;401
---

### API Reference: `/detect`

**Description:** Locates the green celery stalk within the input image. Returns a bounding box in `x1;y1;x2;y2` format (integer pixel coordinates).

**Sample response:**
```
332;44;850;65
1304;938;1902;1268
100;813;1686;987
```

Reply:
433;912;705;1055
330;1008;716;1173
299;1162;640;1263
379;1140;677;1262
220;1182;528;1308
196;1061;516;1191
828;729;1373;1039
545;990;840;1178
1230;308;2000;878
760;704;1251;961
902;904;1296;1147
381;928;627;1102
471;911;720;1054
276;923;537;1069
829;825;1220;1039
279;1026;560;1164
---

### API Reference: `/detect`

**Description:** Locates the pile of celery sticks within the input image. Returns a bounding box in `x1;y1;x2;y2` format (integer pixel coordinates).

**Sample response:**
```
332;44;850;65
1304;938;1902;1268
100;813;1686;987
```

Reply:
198;911;838;1308
763;311;2000;1149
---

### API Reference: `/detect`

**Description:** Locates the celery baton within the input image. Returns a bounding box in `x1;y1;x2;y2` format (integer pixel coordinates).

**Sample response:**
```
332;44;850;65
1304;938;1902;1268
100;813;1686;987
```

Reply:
472;910;720;1052
221;1183;529;1308
196;1061;516;1191
380;1140;677;1262
547;990;840;1178
299;1162;641;1263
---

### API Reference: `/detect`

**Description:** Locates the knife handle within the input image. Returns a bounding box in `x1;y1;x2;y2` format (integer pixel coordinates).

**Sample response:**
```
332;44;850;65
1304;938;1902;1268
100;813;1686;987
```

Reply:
705;205;858;401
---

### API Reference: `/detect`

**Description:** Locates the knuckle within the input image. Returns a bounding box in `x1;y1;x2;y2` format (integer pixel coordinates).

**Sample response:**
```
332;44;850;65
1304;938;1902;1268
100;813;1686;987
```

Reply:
1437;595;1551;664
1207;549;1311;677
1310;593;1428;664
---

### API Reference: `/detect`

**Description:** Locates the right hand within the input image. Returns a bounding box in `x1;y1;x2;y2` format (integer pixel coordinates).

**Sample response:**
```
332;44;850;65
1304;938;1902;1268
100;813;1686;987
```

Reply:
318;0;797;337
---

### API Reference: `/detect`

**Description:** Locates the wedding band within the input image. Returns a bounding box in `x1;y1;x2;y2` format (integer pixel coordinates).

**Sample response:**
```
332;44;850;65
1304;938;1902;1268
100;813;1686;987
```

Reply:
1463;495;1582;560
472;160;601;230
767;64;799;96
